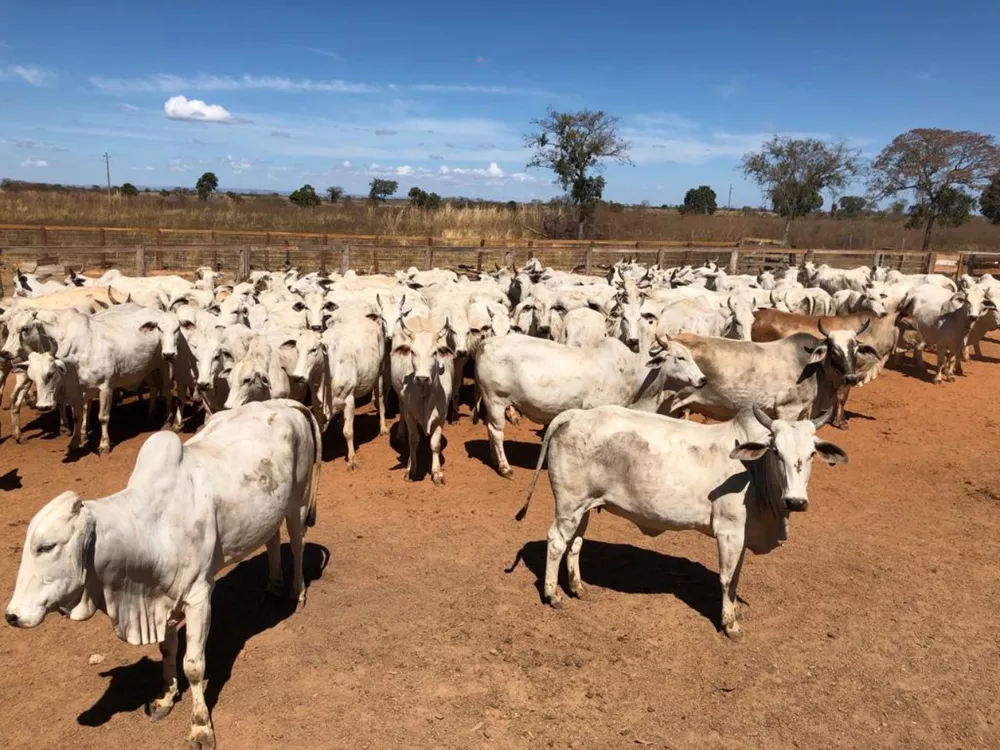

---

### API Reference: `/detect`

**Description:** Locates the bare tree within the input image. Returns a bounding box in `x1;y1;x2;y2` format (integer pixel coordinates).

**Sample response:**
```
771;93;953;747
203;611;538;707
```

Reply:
868;128;1000;250
741;136;861;244
524;108;632;239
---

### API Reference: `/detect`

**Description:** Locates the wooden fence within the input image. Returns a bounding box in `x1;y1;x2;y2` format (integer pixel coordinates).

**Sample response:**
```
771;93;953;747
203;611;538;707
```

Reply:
0;222;996;282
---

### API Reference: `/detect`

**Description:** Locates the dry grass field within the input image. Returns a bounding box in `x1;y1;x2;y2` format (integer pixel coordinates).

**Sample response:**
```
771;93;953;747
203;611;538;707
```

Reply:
3;189;1000;251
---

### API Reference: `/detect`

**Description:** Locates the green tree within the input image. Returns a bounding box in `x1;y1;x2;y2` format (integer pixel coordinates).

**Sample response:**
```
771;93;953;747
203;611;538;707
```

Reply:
741;136;860;243
907;186;975;232
889;199;907;215
195;172;219;201
980;173;1000;224
407;186;442;210
680;185;717;215
225;190;242;203
868;128;1000;250
289;184;322;207
524;108;632;239
119;182;139;198
327;186;345;204
368;178;398;202
837;195;867;217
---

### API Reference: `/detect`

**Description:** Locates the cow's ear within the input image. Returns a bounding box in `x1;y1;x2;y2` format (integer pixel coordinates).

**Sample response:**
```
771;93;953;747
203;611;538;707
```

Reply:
54;358;67;374
11;361;27;373
805;343;828;364
814;440;848;466
140;320;158;332
730;442;768;461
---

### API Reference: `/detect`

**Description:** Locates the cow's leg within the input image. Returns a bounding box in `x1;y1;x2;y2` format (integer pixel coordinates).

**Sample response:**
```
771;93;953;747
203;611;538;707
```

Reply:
264;531;283;597
286;509;307;608
832;384;851;429
68;396;87;451
506;405;521;426
146;380;160;423
403;412;420;481
58;403;71;436
376;373;389;436
448;357;465;423
954;340;965;376
565;510;591;599
483;398;512;478
342;394;357;469
147;621;179;721
717;530;747;640
98;385;113;456
9;371;30;443
932;348;946;384
544;509;586;609
429;421;445;487
183;589;215;750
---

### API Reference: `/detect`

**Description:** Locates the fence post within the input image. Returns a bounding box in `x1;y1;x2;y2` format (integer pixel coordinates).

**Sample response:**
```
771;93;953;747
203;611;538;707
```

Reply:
319;244;328;274
39;226;47;245
585;244;593;276
135;245;147;276
424;244;433;271
236;246;251;282
872;250;880;268
476;250;484;272
340;245;350;275
372;247;380;274
657;247;665;268
728;248;740;274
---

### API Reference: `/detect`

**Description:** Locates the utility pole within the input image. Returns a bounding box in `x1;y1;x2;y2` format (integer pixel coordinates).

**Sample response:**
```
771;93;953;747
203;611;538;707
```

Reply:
727;183;733;210
103;152;111;197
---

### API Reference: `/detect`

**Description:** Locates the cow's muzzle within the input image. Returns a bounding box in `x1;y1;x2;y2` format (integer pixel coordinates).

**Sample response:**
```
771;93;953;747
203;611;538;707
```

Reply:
626;338;640;353
5;611;19;626
162;351;176;361
414;374;431;386
784;496;809;512
695;376;708;388
0;350;13;360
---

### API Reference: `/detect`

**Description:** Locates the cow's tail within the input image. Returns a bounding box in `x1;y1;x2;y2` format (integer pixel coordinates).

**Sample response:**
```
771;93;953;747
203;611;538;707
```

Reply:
515;409;575;522
291;401;323;528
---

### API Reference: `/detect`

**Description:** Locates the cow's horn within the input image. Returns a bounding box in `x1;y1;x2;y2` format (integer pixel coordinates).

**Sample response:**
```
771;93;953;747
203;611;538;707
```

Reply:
811;408;833;430
817;320;830;338
855;318;871;336
752;406;774;430
108;287;123;305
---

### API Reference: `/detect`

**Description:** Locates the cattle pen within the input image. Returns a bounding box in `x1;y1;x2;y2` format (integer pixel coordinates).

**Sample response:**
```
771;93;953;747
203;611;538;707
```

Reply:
0;222;995;285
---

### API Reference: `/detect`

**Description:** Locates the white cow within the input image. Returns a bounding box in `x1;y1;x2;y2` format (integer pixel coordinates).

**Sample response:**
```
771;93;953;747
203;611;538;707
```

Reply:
515;405;846;638
474;334;707;477
5;399;322;750
900;284;992;382
390;316;457;486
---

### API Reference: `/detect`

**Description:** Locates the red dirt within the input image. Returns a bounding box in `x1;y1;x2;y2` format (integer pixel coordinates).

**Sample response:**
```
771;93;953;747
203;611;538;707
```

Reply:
1;347;1000;750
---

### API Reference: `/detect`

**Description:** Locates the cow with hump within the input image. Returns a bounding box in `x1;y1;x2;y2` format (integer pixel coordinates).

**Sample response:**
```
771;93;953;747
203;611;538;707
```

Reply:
515;404;847;639
4;399;323;750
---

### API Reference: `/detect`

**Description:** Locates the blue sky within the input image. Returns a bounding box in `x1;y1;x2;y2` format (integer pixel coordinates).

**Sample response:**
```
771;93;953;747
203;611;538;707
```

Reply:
1;0;998;205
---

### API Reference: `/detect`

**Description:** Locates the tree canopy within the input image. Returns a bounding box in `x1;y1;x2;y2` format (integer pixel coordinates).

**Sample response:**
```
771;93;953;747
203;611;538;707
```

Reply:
327;186;345;204
680;185;717;215
195;172;219;201
980;173;1000;225
836;195;867;217
368;178;398;202
524;108;631;238
867;128;1000;249
741;136;860;243
119;182;139;198
289;184;321;208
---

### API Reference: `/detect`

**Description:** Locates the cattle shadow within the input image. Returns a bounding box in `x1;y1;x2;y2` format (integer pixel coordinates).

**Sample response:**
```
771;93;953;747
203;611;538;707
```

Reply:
0;467;22;490
508;539;724;631
465;439;540;471
77;541;329;727
843;409;876;423
56;398;164;463
386;419;451;481
321;411;384;464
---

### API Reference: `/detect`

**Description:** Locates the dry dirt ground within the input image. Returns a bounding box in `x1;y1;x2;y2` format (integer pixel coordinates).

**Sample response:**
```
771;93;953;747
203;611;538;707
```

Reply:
1;346;1000;750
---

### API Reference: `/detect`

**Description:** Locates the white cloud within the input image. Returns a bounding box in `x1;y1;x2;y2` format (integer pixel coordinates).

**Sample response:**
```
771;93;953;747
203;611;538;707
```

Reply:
20;159;48;167
511;172;538;183
395;165;414;176
0;65;49;86
168;159;191;172
341;160;352;168
164;95;235;123
89;73;556;97
475;56;487;65
134;165;155;171
485;161;504;178
227;155;252;172
117;103;141;113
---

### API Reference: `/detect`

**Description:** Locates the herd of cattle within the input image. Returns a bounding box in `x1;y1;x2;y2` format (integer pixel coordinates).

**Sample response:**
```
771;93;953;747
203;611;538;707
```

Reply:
3;256;999;749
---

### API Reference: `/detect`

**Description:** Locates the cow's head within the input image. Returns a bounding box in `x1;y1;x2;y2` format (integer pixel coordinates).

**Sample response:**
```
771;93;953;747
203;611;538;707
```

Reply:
13;352;65;412
0;309;48;360
301;293;337;332
811;319;878;386
958;288;995;329
646;336;708;389
224;356;270;409
611;296;644;352
6;491;97;629
725;296;755;341
730;407;847;512
393;317;454;387
195;328;234;390
140;313;180;361
290;330;324;383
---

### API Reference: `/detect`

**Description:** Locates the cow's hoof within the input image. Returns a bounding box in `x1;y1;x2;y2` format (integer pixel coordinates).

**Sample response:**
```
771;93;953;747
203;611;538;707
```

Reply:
508;414;521;426
500;468;514;479
570;583;587;600
724;624;744;641
379;426;390;437
59;426;71;437
404;474;415;483
547;595;565;610
294;589;307;610
13;434;23;445
98;446;110;458
832;420;849;430
188;726;216;750
346;460;358;472
432;472;446;487
146;698;176;722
